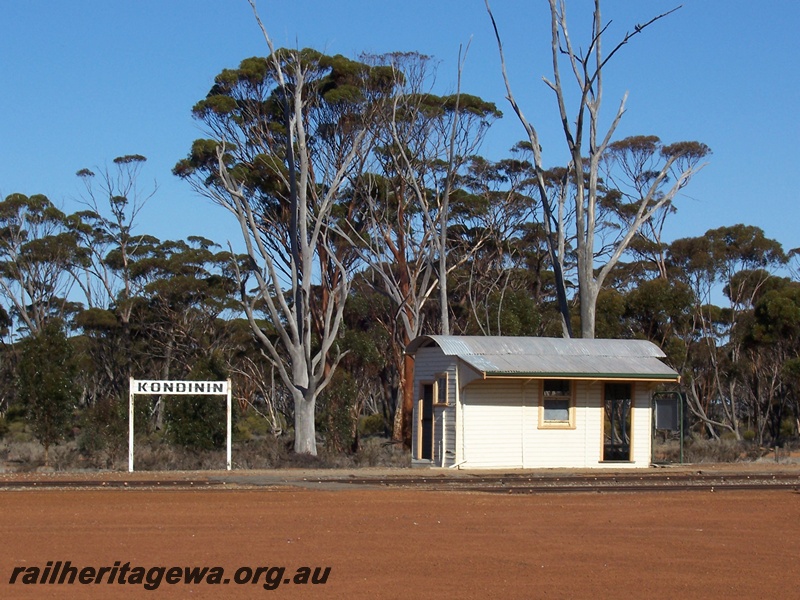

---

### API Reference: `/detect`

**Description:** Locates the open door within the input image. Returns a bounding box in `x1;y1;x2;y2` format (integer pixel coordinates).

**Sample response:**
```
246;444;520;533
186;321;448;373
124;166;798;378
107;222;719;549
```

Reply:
603;383;632;461
418;383;434;460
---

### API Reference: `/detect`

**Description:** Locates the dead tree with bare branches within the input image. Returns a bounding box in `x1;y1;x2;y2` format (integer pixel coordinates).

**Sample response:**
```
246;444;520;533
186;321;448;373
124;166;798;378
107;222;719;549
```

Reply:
486;0;710;338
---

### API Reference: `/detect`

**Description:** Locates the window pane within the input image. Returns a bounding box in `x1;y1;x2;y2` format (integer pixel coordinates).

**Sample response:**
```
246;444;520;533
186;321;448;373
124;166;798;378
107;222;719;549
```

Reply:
544;399;570;421
605;383;631;401
543;379;571;396
437;376;447;404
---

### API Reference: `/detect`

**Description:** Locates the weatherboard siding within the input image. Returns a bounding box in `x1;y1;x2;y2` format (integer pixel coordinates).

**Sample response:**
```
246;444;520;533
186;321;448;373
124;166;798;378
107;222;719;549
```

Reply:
410;341;658;469
462;380;525;468
411;347;458;466
631;383;652;466
457;379;651;469
524;381;592;468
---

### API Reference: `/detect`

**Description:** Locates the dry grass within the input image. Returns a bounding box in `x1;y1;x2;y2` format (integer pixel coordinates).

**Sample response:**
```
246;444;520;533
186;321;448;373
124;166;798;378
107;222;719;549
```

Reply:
0;434;411;472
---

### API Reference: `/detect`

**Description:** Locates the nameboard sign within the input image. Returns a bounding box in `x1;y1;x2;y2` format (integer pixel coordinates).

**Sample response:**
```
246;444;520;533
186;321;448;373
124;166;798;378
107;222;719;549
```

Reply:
128;377;232;472
130;380;228;395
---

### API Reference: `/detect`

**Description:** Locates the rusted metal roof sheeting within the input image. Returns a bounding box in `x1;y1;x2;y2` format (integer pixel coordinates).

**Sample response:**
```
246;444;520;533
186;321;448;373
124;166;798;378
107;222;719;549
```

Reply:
406;336;679;381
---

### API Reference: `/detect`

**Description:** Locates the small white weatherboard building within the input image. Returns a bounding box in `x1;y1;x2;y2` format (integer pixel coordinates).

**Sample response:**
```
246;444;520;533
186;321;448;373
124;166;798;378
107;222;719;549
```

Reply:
406;336;679;469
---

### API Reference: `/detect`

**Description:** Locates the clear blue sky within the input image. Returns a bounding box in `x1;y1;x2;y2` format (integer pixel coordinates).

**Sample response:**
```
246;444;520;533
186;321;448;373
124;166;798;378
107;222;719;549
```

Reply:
1;0;797;253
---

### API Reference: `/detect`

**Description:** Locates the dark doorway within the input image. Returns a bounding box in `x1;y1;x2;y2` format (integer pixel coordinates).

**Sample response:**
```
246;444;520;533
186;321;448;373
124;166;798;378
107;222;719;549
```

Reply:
419;383;434;460
604;383;632;461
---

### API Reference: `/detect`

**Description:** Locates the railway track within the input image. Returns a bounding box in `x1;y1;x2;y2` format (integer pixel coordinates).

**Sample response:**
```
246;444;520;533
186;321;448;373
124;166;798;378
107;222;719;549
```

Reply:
322;471;800;494
0;479;223;489
1;470;798;493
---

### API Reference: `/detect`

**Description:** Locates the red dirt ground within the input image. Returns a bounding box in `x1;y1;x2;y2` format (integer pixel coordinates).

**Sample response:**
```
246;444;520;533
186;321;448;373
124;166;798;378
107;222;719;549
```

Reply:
1;472;798;599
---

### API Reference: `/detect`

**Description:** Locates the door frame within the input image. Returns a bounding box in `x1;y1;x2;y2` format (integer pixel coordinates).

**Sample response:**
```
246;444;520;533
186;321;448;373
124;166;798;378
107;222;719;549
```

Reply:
602;382;634;462
417;382;435;460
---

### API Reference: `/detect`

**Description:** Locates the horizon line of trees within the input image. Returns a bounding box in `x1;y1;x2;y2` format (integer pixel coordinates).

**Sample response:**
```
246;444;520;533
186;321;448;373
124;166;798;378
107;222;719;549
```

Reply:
0;163;797;459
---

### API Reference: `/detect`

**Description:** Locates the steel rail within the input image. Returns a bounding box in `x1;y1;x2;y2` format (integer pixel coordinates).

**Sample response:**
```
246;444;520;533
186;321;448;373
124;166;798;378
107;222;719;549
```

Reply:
0;472;798;493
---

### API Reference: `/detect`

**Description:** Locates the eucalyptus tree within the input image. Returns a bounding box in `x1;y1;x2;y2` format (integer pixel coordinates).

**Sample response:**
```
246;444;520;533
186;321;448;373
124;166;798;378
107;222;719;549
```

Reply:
0;193;80;337
782;352;800;440
621;276;694;363
16;320;78;465
790;247;800;282
73;154;155;317
136;237;239;383
486;0;710;338
341;51;499;444
448;155;542;336
174;18;390;453
668;225;787;439
371;51;500;334
337;278;394;436
69;154;159;414
737;277;800;444
71;231;162;413
227;335;292;438
98;236;241;433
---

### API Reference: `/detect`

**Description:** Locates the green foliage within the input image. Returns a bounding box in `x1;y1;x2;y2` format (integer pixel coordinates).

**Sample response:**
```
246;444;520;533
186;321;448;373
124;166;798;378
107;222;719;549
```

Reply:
623;277;693;364
77;397;127;466
358;413;387;438
6;421;33;443
747;281;800;344
594;288;626;339
4;404;27;424
780;417;796;439
74;307;119;331
660;140;712;160
16;321;78;461
409;92;501;120
608;134;660;152
487;289;541;336
318;370;359;453
339;281;393;377
0;193;80;333
113;154;147;165
235;411;275;442
165;395;227;451
669;225;786;292
783;358;800;386
164;356;229;451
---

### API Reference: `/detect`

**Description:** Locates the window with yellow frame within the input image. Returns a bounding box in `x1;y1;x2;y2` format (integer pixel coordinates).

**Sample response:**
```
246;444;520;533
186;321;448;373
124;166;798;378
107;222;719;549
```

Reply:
538;379;575;428
434;373;448;406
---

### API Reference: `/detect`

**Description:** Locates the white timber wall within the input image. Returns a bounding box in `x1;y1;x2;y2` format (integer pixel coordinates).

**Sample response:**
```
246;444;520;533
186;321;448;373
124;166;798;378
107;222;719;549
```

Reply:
411;347;458;467
522;380;597;468
461;379;525;468
410;346;656;469
458;378;653;469
630;383;653;466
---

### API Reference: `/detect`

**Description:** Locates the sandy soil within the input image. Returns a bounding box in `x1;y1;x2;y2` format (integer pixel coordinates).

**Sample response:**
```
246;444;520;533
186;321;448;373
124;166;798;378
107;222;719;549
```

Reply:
1;474;798;599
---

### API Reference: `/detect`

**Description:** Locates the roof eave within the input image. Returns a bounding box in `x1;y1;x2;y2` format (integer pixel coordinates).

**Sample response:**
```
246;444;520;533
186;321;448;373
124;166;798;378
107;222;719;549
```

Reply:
479;371;680;383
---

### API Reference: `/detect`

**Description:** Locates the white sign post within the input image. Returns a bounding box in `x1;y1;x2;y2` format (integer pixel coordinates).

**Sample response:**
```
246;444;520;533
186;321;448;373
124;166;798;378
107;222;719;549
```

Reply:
128;378;232;472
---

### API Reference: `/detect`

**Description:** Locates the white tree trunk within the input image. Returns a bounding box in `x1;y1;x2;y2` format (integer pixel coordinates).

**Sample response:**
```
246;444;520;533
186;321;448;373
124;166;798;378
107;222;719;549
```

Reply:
294;394;317;455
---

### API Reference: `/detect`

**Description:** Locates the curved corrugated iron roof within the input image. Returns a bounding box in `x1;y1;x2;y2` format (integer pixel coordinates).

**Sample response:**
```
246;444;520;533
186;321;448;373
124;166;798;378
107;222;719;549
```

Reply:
406;336;679;381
